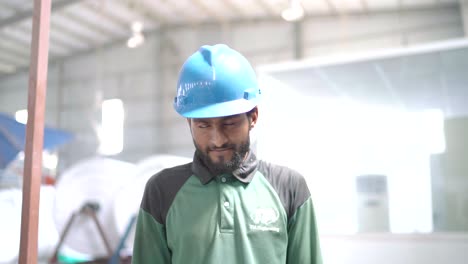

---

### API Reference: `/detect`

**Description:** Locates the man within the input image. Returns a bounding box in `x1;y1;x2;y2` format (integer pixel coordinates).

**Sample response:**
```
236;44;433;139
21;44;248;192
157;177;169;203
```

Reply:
132;44;322;264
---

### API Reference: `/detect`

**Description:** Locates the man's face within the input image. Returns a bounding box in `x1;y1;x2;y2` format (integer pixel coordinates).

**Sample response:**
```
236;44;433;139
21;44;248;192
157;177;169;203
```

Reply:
189;108;258;175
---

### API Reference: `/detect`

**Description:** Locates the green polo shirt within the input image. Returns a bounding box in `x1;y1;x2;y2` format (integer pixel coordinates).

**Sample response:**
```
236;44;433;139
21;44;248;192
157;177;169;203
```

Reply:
132;152;321;264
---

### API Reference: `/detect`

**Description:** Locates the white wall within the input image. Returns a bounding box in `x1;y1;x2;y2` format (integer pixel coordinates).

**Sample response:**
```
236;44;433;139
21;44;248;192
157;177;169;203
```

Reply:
303;5;463;56
0;5;464;170
321;233;468;264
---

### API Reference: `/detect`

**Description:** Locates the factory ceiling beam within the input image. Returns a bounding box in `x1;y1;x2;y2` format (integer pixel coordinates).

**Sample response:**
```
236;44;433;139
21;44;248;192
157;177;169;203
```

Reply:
324;0;338;14
50;18;97;48
16;23;71;54
81;2;130;31
222;0;247;17
61;9;118;40
360;0;369;13
0;36;31;60
164;1;200;25
254;0;278;16
192;0;226;23
398;0;403;10
0;1;20;13
0;61;16;73
120;0;168;25
0;51;29;66
0;0;82;29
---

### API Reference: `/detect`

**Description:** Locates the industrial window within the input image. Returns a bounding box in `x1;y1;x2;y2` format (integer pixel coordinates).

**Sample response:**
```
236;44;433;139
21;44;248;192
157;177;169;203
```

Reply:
98;99;124;155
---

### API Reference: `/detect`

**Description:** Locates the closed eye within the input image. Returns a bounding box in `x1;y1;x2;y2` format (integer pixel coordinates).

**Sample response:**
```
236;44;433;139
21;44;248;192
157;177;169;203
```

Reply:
198;123;210;128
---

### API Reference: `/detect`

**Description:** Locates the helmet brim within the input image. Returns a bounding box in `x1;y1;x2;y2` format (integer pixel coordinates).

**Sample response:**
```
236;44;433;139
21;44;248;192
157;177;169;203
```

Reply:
176;98;259;118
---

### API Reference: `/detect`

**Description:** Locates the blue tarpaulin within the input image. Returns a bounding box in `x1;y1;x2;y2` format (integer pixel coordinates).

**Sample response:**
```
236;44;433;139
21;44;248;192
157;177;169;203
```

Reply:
0;112;73;169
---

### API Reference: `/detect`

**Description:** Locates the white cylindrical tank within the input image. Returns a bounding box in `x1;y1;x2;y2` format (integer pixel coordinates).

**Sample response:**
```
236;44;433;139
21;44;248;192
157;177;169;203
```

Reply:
53;157;137;258
112;154;191;251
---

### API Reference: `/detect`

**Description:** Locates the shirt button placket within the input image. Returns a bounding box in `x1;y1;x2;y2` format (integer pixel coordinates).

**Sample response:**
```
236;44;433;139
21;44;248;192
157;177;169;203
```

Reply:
219;175;234;232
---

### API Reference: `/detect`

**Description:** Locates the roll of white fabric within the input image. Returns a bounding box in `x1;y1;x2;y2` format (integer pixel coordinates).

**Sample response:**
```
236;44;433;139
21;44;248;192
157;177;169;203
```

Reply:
53;157;137;258
0;186;59;264
112;154;191;250
38;186;60;261
0;189;21;263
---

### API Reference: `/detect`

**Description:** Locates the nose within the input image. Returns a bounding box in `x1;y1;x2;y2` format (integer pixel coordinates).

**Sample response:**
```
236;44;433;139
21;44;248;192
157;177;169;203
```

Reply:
210;127;228;148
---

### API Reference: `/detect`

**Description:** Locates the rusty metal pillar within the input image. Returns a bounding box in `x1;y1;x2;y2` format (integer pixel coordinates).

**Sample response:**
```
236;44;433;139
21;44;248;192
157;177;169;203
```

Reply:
18;0;51;263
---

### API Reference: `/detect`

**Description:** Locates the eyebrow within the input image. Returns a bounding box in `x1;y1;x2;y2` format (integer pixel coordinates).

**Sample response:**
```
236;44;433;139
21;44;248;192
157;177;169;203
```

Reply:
193;114;242;123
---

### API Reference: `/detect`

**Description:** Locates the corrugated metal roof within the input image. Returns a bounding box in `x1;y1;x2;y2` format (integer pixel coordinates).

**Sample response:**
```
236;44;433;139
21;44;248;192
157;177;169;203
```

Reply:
0;0;459;76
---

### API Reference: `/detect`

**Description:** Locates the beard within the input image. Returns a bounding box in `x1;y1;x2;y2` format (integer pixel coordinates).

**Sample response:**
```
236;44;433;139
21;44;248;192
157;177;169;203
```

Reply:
194;137;250;175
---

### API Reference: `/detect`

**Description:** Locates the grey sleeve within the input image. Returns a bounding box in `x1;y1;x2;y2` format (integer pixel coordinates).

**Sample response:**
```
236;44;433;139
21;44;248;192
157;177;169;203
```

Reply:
257;161;311;220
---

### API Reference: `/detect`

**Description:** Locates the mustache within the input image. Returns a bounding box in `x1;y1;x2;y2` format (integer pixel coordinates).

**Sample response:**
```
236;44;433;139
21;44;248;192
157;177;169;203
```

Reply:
208;144;235;151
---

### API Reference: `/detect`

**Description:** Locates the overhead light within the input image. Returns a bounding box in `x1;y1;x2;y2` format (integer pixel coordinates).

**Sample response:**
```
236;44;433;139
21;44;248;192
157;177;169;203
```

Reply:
127;33;145;48
281;0;304;22
127;21;145;48
131;21;143;33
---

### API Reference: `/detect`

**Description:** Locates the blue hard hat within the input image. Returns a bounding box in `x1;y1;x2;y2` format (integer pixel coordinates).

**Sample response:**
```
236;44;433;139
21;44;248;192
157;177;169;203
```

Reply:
174;44;261;118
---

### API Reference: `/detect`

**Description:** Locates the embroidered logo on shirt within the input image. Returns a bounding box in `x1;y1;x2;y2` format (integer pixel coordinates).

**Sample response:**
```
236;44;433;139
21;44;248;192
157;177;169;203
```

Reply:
250;207;280;232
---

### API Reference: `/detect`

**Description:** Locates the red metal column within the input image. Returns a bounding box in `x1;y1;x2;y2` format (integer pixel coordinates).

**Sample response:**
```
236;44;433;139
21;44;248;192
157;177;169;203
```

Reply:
19;0;51;263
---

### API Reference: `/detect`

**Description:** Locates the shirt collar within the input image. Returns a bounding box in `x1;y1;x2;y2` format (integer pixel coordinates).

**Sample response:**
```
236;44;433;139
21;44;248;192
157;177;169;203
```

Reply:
191;150;258;185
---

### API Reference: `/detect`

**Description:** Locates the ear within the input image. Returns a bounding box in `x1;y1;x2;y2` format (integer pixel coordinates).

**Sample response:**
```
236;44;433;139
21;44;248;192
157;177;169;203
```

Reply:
249;107;259;129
